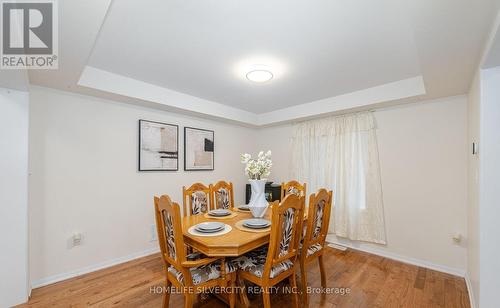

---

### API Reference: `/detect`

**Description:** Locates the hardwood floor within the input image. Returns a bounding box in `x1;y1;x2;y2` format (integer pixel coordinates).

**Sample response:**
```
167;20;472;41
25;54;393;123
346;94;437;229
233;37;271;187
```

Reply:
20;247;470;307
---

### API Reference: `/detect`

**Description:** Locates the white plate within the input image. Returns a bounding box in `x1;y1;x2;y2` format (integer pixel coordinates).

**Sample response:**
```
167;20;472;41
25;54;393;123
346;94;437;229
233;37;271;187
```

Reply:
208;209;231;216
196;226;224;233
188;224;232;237
242;218;271;227
243;223;270;229
195;222;224;231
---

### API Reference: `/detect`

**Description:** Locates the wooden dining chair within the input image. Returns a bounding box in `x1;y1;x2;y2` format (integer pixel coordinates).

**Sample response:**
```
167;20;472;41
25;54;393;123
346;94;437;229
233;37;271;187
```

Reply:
281;180;307;200
234;194;305;308
210;181;234;210
154;195;237;308
299;188;333;307
182;183;211;216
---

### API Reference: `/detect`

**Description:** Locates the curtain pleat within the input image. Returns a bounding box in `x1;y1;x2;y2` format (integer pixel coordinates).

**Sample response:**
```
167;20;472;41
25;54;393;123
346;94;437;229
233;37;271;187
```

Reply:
291;112;386;244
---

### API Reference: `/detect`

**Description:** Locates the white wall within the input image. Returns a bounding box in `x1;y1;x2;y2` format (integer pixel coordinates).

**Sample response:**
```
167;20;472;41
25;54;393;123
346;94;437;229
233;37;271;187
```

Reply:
29;86;257;285
0;88;30;306
257;96;468;274
478;66;500;308
467;72;481;307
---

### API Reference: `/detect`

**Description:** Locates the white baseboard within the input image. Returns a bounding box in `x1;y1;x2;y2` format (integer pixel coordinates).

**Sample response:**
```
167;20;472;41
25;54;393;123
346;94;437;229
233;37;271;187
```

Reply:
31;247;160;289
328;243;347;251
464;273;476;308
327;241;466;277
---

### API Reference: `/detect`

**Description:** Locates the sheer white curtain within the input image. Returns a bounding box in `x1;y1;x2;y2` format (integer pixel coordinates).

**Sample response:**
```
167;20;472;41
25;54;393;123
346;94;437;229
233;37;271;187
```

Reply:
291;112;386;244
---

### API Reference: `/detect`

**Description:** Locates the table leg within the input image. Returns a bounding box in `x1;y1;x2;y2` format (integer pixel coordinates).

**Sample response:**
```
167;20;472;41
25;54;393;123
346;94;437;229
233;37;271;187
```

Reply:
237;275;250;308
212;274;249;308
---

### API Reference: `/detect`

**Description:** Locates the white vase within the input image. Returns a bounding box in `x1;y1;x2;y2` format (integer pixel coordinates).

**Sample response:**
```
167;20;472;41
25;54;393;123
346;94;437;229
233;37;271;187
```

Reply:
248;179;269;218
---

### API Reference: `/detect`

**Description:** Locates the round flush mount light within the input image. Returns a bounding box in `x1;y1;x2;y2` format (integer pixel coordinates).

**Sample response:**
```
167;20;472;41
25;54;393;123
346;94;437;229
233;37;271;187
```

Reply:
246;69;273;83
235;59;285;83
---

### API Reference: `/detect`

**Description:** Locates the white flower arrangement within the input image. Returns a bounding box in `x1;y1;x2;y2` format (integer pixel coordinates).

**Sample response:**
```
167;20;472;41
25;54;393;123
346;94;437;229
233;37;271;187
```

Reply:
240;150;272;180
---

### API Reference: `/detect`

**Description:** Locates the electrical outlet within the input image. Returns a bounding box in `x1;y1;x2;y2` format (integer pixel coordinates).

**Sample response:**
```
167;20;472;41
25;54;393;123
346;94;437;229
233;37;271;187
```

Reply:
150;224;157;242
72;232;83;246
67;232;84;249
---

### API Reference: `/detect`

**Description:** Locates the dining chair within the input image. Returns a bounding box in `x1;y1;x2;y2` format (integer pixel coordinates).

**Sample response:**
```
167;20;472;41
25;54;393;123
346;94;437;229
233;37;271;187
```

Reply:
280;180;307;200
234;194;305;308
210;181;234;210
182;183;211;216
299;188;333;307
154;195;237;308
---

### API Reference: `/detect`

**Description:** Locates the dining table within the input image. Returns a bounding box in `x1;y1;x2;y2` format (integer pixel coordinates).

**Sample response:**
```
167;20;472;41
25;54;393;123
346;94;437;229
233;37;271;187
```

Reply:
182;205;308;256
182;208;272;257
182;205;307;307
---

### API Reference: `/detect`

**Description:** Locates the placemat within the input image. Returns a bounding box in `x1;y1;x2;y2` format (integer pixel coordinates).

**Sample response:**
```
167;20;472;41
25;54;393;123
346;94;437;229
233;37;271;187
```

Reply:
235;206;252;213
203;211;238;220
188;224;232;237
234;220;271;233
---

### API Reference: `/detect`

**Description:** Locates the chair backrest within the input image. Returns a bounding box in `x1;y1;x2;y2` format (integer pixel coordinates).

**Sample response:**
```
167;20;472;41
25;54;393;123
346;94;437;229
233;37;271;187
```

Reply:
281;180;307;200
154;195;187;272
264;194;305;279
182;183;211;216
210;180;234;210
302;189;333;254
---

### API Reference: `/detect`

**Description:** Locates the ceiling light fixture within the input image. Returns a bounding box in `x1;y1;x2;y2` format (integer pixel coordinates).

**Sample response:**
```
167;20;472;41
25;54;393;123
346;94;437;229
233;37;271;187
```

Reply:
246;69;273;83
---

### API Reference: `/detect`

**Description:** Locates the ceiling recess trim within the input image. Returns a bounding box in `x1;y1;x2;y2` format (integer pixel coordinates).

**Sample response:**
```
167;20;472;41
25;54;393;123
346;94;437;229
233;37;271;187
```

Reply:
257;76;426;126
78;66;258;125
78;66;425;127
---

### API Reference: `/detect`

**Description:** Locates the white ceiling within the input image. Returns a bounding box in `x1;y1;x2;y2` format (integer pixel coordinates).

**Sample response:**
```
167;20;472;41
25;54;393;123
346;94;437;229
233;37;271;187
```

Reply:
88;0;421;114
483;11;500;68
24;0;500;126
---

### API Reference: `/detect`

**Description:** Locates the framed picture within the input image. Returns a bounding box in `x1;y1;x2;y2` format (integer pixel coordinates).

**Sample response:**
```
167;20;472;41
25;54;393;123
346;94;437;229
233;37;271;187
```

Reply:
184;127;214;171
138;120;178;171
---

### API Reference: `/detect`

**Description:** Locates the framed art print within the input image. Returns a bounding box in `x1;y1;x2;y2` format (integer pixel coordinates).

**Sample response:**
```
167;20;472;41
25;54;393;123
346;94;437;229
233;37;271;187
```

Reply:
139;120;179;171
184;127;214;171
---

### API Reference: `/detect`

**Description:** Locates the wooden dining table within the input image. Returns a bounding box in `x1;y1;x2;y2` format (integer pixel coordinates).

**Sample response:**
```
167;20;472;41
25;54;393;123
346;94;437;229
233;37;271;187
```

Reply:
182;208;276;307
182;206;308;257
182;208;272;257
182;205;308;307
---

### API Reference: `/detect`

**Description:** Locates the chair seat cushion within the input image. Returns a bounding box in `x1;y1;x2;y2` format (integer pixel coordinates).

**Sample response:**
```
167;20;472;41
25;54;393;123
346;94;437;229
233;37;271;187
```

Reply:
234;246;293;279
299;235;324;257
168;259;237;285
303;243;323;257
186;251;205;261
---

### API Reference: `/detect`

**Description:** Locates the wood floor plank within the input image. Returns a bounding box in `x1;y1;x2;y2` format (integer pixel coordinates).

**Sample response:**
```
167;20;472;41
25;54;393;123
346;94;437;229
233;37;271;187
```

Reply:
414;267;427;290
19;247;470;308
444;277;459;308
454;275;471;308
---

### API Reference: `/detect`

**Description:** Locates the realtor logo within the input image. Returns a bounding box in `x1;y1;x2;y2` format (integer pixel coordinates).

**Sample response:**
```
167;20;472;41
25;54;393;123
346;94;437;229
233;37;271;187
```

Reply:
1;0;58;69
